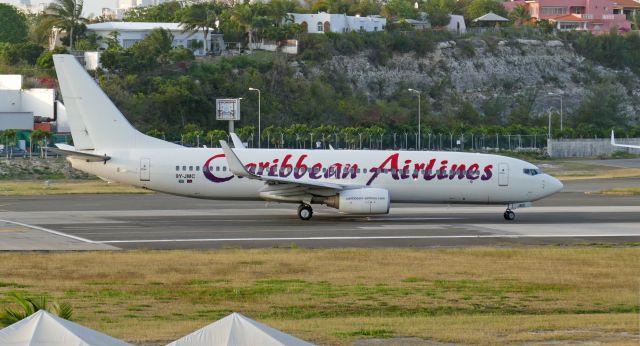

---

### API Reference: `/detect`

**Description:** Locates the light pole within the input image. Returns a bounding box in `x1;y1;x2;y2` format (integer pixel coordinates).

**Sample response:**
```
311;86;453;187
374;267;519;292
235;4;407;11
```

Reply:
547;92;563;132
248;88;261;148
408;88;421;150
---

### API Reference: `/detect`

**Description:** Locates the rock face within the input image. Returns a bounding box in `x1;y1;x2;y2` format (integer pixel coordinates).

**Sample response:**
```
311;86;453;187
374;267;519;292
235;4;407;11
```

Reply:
0;157;89;180
302;38;640;122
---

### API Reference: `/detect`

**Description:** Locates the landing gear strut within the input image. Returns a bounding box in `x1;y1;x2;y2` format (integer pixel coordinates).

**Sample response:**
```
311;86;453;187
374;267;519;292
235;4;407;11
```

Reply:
298;204;313;221
503;209;515;221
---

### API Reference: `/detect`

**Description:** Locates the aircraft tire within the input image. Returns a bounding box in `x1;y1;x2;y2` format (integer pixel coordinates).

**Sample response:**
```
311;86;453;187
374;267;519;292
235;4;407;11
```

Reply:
503;210;515;221
298;204;313;221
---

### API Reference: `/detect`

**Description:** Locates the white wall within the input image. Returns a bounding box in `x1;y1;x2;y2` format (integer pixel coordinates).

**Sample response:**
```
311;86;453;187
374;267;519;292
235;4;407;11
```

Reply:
22;89;55;119
91;29;208;55
291;13;386;33
0;113;33;131
0;90;22;112
55;101;70;133
447;15;466;34
0;75;22;90
85;51;102;70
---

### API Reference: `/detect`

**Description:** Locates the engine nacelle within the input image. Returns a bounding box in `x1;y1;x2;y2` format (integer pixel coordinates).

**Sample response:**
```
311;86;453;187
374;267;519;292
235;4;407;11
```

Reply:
325;188;390;214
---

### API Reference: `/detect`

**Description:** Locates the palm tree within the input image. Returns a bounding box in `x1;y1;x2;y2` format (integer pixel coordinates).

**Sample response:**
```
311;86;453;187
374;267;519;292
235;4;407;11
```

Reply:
230;3;257;51
509;4;531;27
43;0;86;50
181;2;226;55
207;129;227;147
0;292;73;327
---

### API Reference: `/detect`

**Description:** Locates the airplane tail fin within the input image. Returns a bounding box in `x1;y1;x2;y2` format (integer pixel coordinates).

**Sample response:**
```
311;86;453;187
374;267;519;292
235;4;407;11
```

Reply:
53;55;177;150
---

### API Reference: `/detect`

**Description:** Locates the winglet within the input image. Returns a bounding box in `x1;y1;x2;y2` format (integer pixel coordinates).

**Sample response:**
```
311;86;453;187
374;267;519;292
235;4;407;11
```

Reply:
219;140;255;179
611;130;615;145
610;130;640;149
229;133;245;149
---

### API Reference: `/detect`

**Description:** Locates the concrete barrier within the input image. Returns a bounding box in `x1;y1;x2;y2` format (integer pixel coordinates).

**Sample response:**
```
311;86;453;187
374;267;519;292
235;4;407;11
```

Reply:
548;138;640;158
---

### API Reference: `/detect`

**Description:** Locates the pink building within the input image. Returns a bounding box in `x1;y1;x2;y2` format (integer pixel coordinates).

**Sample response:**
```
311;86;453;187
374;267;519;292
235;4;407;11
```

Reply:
504;0;632;33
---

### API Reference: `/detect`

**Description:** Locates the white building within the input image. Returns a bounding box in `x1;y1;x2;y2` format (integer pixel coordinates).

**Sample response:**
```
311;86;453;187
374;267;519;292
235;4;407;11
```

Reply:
289;12;387;33
0;75;66;132
86;22;224;56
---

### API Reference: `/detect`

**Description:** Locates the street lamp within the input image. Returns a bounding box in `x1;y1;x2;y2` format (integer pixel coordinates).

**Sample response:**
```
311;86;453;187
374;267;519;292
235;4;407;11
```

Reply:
248;87;261;148
547;92;563;132
408;88;421;150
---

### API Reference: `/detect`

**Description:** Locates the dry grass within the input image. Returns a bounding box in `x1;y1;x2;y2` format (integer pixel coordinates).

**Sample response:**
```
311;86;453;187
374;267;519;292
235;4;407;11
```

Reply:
539;160;640;181
596;187;640;196
0;248;638;345
0;180;151;196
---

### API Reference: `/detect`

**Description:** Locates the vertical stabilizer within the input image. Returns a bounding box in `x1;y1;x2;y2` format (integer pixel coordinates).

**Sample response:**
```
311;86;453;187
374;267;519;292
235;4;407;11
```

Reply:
53;55;178;150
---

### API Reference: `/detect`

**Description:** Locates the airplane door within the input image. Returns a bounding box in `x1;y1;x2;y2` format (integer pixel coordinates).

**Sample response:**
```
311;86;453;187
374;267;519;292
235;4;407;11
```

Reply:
498;162;508;186
140;158;150;181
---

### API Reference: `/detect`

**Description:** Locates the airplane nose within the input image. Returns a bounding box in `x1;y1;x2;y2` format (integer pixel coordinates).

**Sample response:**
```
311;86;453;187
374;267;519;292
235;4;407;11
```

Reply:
549;176;563;194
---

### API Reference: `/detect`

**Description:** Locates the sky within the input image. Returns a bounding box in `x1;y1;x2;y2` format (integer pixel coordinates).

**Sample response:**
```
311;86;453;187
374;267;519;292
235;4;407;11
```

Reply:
1;1;119;18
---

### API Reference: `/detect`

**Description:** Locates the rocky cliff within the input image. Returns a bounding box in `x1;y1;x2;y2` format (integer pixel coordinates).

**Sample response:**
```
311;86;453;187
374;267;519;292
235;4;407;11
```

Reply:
301;37;640;124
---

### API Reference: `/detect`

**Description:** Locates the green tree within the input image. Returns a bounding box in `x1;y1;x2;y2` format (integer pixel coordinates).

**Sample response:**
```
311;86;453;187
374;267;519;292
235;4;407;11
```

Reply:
124;1;184;22
3;129;17;159
235;125;256;144
30;129;52;158
573;82;627;129
509;4;531;27
145;129;165;139
230;3;257;50
261;125;284;148
181;2;226;55
0;4;28;43
41;0;86;50
425;0;453;28
0;292;73;327
207;129;227;147
466;0;508;22
382;0;418;20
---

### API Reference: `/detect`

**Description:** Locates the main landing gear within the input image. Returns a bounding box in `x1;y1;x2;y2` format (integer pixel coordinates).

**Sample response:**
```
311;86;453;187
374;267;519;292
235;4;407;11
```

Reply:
503;208;515;221
298;203;313;221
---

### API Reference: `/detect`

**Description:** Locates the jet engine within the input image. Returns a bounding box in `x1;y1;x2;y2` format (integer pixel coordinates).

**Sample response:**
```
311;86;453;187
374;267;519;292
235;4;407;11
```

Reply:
324;188;390;214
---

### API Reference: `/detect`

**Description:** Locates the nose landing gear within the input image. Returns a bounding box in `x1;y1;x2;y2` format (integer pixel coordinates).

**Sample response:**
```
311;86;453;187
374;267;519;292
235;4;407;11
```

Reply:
298;204;313;220
503;209;515;221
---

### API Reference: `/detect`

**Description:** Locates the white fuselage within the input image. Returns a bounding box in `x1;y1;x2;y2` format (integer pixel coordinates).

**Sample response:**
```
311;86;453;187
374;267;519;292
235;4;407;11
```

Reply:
69;147;562;205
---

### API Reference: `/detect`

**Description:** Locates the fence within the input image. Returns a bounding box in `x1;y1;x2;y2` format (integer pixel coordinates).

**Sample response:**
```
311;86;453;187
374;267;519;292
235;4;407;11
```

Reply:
548;138;640;157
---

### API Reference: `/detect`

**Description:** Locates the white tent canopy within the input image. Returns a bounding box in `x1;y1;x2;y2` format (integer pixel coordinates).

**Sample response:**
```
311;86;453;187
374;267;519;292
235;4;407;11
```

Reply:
473;12;510;22
0;310;133;346
167;313;315;346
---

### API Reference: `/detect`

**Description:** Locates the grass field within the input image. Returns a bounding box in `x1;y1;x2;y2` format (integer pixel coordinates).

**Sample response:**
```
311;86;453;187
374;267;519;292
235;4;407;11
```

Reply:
0;248;638;345
0;180;150;196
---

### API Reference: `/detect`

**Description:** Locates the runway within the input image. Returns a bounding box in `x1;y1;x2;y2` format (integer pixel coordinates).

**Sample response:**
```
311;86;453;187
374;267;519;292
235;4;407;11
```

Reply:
1;179;639;250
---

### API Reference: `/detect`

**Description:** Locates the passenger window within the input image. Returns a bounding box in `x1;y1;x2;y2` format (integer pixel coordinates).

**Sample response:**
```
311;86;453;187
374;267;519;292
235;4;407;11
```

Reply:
363;168;368;174
196;166;200;171
182;166;186;171
175;166;179;171
223;166;227;172
209;166;213;171
189;166;193;171
216;166;220;171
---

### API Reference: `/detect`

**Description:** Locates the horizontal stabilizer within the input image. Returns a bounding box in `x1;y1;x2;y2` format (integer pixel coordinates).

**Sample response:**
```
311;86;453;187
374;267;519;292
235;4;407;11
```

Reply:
46;144;110;162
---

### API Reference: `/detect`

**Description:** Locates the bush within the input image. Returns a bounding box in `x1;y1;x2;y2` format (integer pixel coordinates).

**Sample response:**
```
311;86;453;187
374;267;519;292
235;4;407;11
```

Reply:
0;42;44;65
36;47;68;69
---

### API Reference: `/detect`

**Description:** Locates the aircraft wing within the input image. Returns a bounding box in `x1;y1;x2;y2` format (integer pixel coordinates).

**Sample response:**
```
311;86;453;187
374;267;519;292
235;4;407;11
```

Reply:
219;140;356;191
611;131;640;149
46;143;111;162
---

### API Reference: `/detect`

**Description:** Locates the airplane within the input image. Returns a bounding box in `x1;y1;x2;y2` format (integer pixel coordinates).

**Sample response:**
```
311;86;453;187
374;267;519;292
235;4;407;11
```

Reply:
611;131;640;150
50;54;563;221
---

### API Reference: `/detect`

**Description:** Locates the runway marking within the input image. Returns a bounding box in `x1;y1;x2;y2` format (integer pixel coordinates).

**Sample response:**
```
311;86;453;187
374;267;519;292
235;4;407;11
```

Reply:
98;234;640;244
0;219;96;244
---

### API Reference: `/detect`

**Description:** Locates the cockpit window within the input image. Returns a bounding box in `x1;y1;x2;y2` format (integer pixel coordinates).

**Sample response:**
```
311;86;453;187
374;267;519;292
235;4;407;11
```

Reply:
523;168;542;176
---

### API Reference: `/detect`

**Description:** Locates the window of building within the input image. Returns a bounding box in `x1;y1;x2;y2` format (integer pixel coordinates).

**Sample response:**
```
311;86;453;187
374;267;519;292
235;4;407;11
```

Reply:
122;39;140;49
317;22;323;32
559;22;582;30
541;7;567;15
